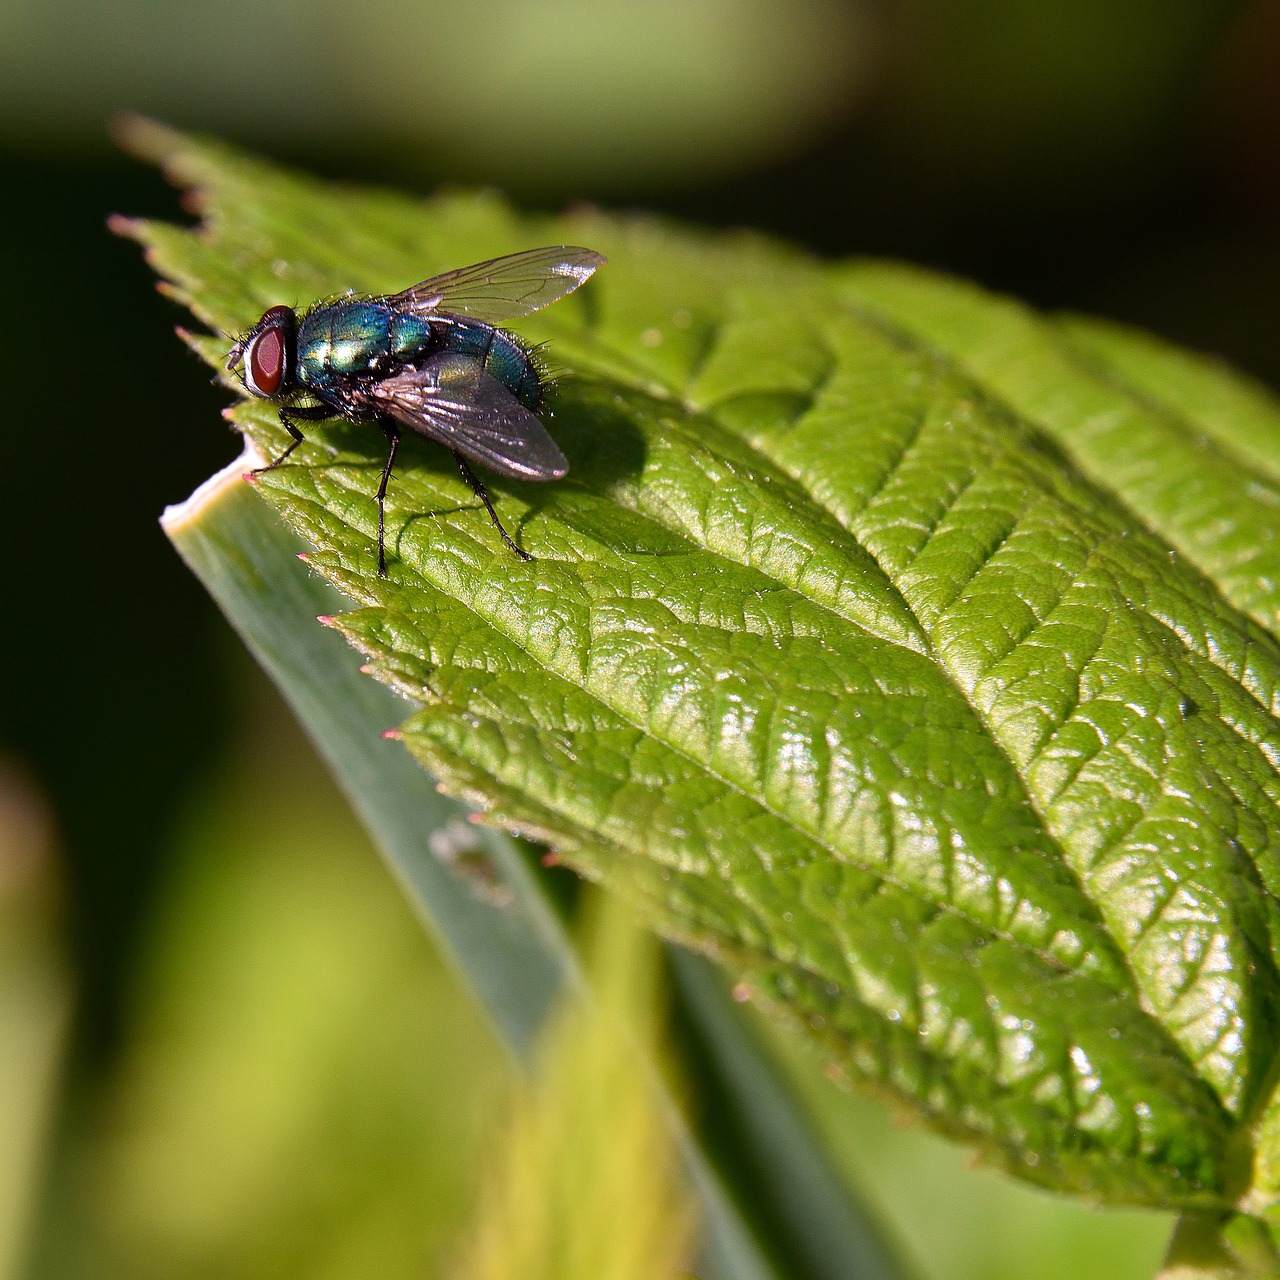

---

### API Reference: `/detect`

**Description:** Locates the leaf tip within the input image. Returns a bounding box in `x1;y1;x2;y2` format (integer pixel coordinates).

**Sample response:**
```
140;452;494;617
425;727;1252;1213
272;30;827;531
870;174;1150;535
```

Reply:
105;211;139;241
381;728;403;741
161;450;255;536
110;112;190;170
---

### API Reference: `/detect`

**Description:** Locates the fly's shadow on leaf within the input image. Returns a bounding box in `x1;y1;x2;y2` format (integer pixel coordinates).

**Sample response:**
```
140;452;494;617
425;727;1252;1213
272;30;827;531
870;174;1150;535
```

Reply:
508;378;699;556
545;377;649;486
390;375;660;558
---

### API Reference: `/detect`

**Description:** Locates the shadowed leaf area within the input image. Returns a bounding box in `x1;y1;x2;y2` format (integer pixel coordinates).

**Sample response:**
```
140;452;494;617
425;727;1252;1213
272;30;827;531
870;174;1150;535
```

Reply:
119;121;1280;1216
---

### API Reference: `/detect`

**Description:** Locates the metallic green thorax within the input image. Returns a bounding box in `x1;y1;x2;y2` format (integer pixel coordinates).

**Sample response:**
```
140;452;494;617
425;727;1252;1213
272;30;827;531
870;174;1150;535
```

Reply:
296;299;542;409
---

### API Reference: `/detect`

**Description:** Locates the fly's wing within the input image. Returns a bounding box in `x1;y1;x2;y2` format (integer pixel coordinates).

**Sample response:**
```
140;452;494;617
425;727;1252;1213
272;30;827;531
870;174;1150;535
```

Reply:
389;246;605;325
364;353;569;480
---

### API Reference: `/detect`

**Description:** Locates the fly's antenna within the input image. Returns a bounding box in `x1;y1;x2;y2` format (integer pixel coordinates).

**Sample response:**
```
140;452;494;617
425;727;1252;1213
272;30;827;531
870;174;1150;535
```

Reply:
174;324;246;388
221;317;255;371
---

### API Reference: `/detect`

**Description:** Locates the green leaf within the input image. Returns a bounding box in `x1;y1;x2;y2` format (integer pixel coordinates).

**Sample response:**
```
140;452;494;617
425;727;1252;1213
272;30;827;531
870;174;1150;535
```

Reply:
119;121;1280;1222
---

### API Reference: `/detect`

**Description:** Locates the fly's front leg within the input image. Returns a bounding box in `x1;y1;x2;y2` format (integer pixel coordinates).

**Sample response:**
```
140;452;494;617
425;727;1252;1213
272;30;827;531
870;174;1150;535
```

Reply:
453;451;533;562
252;404;334;473
375;421;401;578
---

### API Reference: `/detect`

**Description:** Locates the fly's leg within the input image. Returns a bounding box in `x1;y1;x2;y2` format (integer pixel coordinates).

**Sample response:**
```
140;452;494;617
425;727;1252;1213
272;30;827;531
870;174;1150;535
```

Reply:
375;422;401;578
252;404;333;473
253;418;302;473
452;451;533;562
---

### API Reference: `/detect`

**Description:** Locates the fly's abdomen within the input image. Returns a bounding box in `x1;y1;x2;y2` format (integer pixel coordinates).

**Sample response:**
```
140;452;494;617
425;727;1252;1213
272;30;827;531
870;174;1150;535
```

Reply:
296;300;399;391
440;320;544;411
487;330;544;411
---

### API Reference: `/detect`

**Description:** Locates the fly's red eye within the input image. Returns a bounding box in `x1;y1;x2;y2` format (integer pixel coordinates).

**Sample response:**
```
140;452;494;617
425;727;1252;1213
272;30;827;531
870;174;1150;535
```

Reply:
246;325;285;397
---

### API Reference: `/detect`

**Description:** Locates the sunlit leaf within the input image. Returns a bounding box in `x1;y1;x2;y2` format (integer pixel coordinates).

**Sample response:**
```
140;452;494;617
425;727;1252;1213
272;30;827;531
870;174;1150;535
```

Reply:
118;121;1280;1232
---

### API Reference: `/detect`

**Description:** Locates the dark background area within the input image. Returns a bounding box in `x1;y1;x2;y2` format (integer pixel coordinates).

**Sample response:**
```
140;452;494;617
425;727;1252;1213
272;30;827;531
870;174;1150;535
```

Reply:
0;3;1277;1275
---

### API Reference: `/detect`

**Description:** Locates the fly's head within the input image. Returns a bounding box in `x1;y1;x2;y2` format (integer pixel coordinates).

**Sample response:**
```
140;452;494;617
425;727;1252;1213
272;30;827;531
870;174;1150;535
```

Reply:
226;305;297;399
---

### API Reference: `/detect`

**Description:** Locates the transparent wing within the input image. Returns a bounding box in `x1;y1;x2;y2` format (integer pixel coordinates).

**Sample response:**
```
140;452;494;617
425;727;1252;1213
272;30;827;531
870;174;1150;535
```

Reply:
389;246;605;324
363;353;569;480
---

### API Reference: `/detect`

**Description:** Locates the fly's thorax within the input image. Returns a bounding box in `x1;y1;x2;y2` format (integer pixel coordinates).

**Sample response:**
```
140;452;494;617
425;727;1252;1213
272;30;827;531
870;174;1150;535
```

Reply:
295;298;402;390
439;319;544;411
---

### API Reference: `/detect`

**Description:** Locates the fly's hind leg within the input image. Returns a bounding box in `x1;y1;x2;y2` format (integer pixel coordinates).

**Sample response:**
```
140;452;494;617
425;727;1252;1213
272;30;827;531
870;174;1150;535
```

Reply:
375;422;401;578
453;451;533;562
252;404;334;473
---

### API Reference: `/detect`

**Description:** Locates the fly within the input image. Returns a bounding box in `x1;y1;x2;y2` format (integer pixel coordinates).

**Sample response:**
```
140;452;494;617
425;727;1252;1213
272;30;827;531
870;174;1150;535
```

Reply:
225;245;606;576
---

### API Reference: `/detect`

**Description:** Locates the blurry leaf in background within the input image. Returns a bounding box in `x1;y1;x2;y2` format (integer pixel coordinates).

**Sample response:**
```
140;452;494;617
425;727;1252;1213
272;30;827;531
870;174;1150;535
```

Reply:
2;0;1238;200
334;0;871;189
70;672;511;1280
449;890;695;1280
0;759;71;1280
0;0;872;191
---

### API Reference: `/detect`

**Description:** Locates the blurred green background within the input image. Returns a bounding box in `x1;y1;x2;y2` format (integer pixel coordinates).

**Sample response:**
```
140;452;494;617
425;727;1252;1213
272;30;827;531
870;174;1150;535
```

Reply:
2;1;1278;1276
